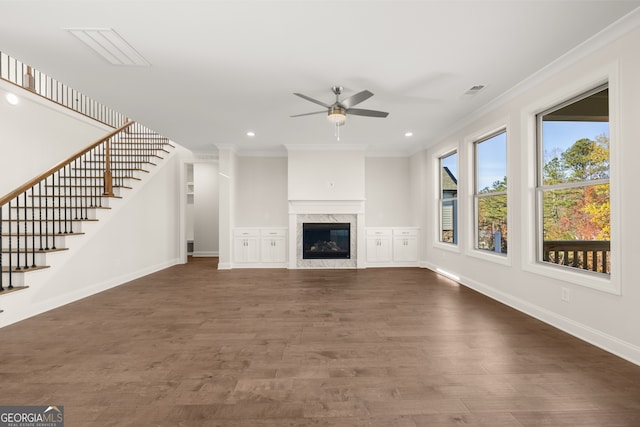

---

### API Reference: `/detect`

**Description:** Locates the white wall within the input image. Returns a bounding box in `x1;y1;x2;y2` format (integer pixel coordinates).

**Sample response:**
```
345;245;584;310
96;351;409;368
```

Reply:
235;156;288;226
287;147;365;201
0;81;110;196
0;145;188;327
423;24;640;365
217;147;236;269
193;162;219;256
365;157;412;226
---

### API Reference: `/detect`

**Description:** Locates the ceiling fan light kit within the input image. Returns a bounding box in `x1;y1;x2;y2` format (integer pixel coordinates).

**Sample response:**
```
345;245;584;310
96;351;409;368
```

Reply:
292;85;388;140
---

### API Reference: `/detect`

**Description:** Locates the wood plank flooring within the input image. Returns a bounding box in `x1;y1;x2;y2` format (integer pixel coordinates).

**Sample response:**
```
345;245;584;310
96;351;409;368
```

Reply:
1;257;640;426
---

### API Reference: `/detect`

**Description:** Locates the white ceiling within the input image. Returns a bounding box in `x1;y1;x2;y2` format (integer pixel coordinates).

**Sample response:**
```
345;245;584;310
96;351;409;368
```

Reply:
2;0;639;155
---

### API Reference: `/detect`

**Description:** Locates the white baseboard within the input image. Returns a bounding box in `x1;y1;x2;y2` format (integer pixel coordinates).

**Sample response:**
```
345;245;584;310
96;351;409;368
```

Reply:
1;258;181;329
192;251;219;257
422;261;640;367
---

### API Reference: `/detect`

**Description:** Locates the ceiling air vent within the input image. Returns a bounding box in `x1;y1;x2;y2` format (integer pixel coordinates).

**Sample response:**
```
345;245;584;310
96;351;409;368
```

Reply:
65;28;150;67
463;84;487;97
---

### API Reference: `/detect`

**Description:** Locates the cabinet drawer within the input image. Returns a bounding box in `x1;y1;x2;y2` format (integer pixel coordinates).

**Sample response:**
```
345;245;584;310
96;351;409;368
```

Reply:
366;228;392;237
393;228;418;237
233;229;260;237
260;229;287;238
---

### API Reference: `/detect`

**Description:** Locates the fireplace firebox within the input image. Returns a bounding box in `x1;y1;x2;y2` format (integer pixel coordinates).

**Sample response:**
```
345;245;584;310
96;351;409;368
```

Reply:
302;223;350;259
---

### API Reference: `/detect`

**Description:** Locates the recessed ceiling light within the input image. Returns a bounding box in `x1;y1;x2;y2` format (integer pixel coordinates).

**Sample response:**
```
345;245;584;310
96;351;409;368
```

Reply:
66;28;150;66
404;131;413;137
6;93;19;105
246;131;255;137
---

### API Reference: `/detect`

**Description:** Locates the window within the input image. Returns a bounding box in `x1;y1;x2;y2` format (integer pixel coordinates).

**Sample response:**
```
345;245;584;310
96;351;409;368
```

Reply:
474;130;507;254
536;85;610;276
439;151;458;244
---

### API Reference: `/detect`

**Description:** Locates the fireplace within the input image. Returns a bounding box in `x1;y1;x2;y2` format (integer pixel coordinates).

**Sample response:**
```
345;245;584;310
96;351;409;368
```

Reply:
302;223;350;259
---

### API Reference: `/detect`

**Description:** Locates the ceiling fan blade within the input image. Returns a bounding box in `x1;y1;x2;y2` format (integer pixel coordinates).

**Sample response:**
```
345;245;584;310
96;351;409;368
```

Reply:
293;93;331;108
290;111;327;118
346;108;389;118
340;90;374;109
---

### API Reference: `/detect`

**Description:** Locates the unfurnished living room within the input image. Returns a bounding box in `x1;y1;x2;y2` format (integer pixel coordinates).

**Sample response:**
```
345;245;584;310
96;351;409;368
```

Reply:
1;1;640;426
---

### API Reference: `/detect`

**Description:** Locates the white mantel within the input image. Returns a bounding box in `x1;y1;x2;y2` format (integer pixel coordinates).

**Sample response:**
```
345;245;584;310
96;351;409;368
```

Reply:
288;200;366;269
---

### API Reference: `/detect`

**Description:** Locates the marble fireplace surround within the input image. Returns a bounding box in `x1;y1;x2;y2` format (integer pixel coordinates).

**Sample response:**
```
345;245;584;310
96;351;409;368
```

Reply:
288;200;366;269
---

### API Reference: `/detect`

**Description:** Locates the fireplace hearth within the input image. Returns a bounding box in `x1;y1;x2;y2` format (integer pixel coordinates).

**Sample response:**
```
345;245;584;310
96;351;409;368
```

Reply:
302;223;350;259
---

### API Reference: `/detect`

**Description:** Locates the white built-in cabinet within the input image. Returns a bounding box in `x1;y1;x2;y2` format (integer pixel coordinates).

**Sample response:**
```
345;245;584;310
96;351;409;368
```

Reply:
260;229;287;263
366;227;419;267
366;229;393;263
233;228;287;267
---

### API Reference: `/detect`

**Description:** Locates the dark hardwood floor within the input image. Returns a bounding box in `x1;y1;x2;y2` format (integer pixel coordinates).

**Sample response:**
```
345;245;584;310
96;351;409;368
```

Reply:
1;257;640;426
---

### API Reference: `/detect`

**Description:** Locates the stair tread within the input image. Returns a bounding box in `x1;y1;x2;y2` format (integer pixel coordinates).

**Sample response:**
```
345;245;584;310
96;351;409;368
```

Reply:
1;266;49;273
44;185;133;189
1;248;68;254
0;286;29;295
1;219;98;222
10;206;111;210
58;176;142;180
1;232;84;237
28;195;123;199
73;168;149;172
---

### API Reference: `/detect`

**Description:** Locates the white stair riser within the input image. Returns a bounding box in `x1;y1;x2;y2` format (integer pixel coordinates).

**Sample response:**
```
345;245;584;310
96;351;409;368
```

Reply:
40;187;123;197
1;252;47;267
0;273;25;287
2;221;84;233
7;208;100;220
1;235;70;250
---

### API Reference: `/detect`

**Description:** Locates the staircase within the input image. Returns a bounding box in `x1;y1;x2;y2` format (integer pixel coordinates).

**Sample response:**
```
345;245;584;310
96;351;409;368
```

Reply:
0;121;173;293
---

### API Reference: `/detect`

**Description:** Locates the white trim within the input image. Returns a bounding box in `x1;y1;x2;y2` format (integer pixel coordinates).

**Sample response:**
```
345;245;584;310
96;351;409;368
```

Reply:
192;251;219;257
520;62;620;294
0;258;180;328
432;142;460;250
422;260;640;367
463;119;512;267
285;143;368;152
424;8;640;152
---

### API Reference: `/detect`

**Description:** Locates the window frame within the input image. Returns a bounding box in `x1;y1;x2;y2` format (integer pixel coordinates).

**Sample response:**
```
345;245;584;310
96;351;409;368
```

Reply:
474;129;508;257
522;64;620;294
434;148;460;251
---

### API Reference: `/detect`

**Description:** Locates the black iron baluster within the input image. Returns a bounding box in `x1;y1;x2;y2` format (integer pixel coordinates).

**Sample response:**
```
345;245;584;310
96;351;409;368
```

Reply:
0;204;3;291
67;164;73;234
30;187;35;268
23;192;28;269
45;175;50;250
38;182;43;251
7;200;13;289
15;196;21;271
57;170;62;235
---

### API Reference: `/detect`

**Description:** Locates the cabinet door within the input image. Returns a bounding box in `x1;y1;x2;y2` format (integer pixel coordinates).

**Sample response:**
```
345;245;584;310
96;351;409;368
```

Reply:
261;238;287;263
234;237;259;263
367;236;392;262
393;236;418;262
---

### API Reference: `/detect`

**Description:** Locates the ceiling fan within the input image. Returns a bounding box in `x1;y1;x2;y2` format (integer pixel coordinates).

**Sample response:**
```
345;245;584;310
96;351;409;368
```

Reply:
291;86;388;139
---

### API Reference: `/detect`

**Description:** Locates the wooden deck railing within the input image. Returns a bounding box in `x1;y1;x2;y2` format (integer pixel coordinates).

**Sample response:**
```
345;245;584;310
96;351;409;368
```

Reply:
1;51;126;128
543;240;610;274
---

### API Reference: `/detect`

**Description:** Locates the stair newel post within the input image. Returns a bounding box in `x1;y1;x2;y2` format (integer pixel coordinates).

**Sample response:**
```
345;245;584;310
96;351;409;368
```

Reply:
103;137;114;197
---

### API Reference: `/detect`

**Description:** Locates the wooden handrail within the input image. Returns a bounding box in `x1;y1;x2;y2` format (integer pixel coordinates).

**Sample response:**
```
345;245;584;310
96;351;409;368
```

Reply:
0;120;135;206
